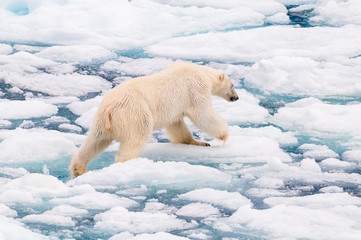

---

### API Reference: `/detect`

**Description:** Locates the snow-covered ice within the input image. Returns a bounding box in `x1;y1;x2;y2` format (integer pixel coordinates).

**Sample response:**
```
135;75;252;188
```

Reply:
0;0;360;239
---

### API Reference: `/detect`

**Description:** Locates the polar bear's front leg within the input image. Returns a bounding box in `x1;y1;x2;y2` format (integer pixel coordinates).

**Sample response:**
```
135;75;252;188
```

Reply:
166;118;210;146
188;104;229;142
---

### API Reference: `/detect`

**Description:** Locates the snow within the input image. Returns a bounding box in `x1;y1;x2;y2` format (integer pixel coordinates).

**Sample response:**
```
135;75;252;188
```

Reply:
58;123;82;133
3;72;112;97
299;143;338;160
102;57;176;76
215;204;361;240
253;177;284;189
0;129;76;163
311;0;361;26
21;214;75;227
0;0;361;239
36;45;116;63
0;43;12;55
0;0;285;48
0;216;48;240
264;192;361;208
67;96;103;116
0;203;17;217
0;120;11;128
69;158;231;188
0;100;57;120
271;98;361;137
147;25;361;62
110;232;190;240
179;188;252;210
213;89;270;125
244;56;361;96
176;203;220;218
320;158;357;170
50;191;138;210
94;206;196;234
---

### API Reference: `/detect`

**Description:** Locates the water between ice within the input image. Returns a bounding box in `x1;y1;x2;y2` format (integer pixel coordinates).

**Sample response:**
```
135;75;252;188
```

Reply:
1;0;361;239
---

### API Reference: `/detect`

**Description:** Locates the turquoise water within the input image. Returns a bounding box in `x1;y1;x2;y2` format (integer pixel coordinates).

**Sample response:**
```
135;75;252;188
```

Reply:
1;1;361;239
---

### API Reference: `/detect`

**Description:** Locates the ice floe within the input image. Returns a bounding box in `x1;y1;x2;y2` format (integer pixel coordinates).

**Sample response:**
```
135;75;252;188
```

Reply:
0;43;12;55
0;129;77;163
311;0;361;26
69;158;231;188
94;206;196;234
176;202;220;218
110;232;190;240
214;202;361;240
0;0;285;47
244;56;361;96
0;100;57;120
147;25;361;62
271;97;361;137
1;0;361;239
145;126;292;163
179;188;252;210
0;216;48;240
36;45;116;63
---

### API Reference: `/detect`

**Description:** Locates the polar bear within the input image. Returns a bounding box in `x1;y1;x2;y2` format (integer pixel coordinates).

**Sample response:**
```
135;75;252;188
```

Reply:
69;62;238;177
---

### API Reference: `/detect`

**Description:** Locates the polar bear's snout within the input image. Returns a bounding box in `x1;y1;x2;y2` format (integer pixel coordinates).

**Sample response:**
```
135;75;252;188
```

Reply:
230;96;239;102
229;88;239;102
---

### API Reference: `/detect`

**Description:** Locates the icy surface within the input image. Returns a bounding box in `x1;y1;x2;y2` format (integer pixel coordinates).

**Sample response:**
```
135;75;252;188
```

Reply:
0;0;361;239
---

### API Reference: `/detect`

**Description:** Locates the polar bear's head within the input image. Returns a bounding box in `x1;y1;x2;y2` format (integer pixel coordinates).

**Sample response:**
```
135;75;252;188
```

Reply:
212;72;239;102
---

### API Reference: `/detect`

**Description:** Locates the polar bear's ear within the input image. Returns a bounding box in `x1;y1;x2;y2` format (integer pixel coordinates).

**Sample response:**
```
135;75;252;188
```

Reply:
218;72;225;82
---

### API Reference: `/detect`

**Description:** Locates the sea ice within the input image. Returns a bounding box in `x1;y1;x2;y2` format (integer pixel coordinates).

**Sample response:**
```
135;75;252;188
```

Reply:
67;96;103;116
0;120;11;128
0;203;17;217
0;216;48;240
21;214;75;227
271;97;361;137
69;158;231;188
342;149;361;163
179;188;252;210
36;45;116;63
102;57;176;76
110;231;190;240
152;0;287;16
253;177;284;189
3;72;112;97
0;167;29;178
214;203;361;240
320;158;356;171
145;126;292;164
94;206;196;234
50;191;138;210
212;89;270;125
0;129;76;163
1;0;361;239
0;100;57;120
298;143;338;160
58;123;82;133
0;173;70;205
311;0;361;26
244;56;361;96
264;192;361;208
147;25;361;62
0;43;12;54
0;0;275;47
176;203;220;218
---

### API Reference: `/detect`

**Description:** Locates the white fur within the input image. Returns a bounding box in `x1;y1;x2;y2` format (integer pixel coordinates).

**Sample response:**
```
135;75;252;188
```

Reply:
69;62;238;177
